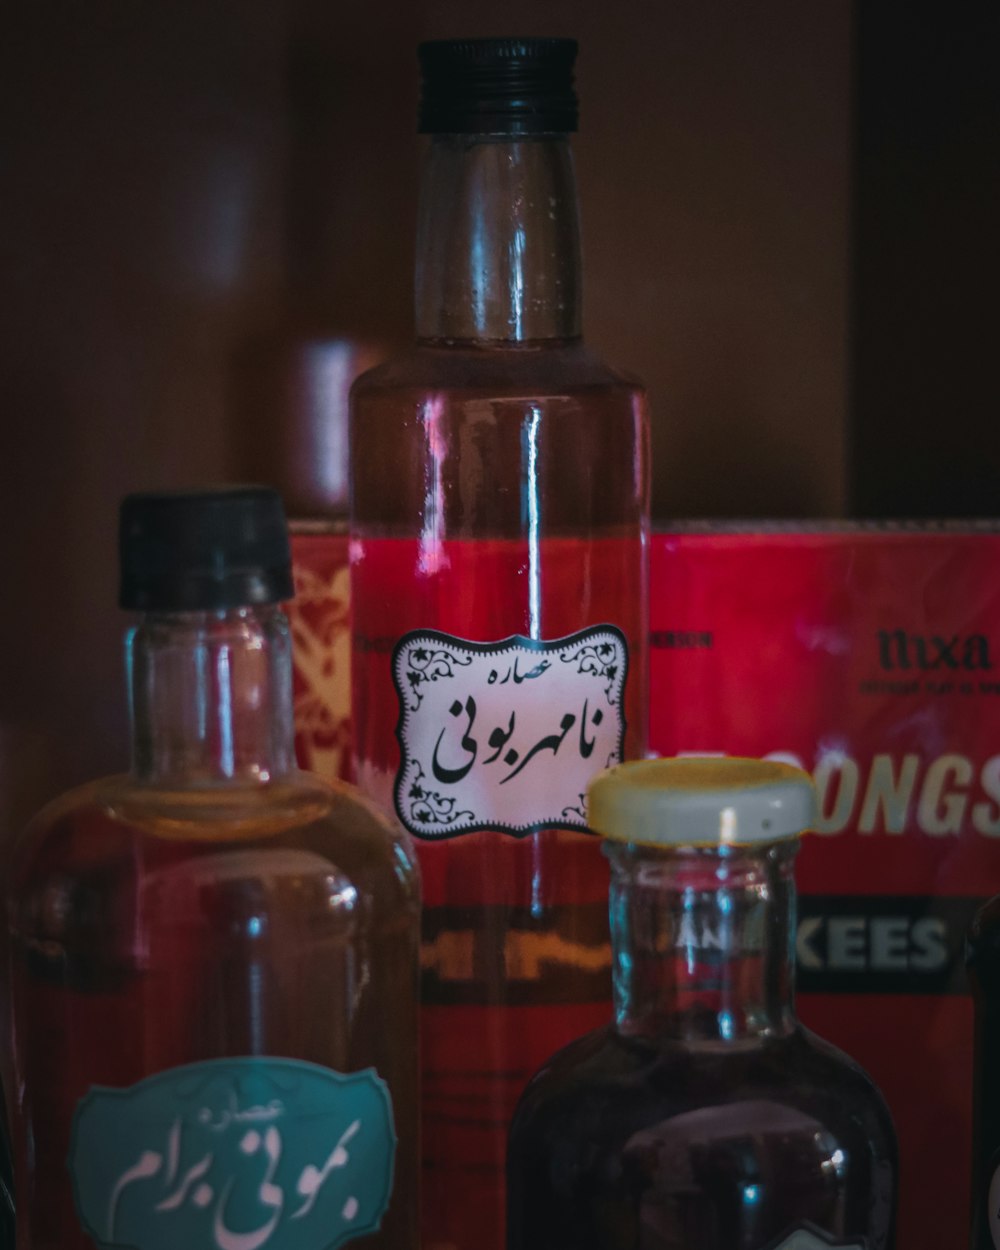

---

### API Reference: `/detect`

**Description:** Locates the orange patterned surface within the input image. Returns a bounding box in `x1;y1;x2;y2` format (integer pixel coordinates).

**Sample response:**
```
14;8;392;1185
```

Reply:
287;527;352;783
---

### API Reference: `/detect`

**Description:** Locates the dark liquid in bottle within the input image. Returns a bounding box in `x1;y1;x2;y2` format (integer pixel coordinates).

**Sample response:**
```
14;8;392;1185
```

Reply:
507;1024;896;1250
4;776;419;1250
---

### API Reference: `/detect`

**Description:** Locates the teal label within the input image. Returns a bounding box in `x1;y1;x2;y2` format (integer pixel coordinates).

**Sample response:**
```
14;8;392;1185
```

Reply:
69;1058;396;1250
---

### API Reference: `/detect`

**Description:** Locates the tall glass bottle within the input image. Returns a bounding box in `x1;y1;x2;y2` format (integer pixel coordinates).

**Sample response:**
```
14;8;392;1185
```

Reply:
967;896;1000;1248
350;37;650;1250
3;488;419;1250
508;758;897;1250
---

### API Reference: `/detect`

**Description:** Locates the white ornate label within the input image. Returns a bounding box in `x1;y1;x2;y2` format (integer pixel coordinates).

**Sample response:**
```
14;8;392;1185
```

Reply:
392;626;628;839
771;1232;865;1250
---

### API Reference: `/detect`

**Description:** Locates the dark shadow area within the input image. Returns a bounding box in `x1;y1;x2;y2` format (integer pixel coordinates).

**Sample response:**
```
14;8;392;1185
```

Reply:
851;3;1000;517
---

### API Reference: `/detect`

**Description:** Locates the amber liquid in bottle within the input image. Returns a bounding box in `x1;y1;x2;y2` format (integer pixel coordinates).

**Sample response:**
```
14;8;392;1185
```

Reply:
507;841;897;1250
351;126;649;1249
4;606;419;1250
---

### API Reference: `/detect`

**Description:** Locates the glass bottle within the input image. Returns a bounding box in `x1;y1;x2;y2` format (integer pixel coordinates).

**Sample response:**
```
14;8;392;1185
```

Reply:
967;895;1000;1248
2;488;419;1250
349;37;650;1250
507;758;897;1250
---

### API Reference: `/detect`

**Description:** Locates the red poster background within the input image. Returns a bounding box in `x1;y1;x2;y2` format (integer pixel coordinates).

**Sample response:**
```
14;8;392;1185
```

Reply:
650;526;1000;1250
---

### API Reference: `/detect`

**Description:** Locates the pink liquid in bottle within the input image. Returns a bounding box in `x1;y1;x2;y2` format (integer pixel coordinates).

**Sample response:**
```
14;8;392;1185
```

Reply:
350;40;650;1250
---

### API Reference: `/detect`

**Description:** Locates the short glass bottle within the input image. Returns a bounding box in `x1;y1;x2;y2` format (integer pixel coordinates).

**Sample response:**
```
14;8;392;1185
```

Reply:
2;488;419;1250
507;758;897;1250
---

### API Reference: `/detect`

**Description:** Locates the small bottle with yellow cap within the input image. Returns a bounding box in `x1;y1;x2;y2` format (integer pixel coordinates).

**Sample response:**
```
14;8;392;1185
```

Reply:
507;757;897;1250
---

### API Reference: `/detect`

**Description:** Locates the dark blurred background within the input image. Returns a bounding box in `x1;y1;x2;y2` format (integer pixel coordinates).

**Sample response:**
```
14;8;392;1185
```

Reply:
1;1;997;830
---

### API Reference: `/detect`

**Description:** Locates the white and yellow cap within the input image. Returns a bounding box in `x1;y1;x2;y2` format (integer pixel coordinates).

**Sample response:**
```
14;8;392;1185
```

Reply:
587;757;816;848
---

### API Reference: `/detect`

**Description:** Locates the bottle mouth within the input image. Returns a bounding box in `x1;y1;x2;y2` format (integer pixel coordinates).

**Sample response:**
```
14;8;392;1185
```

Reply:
589;757;816;849
606;838;799;884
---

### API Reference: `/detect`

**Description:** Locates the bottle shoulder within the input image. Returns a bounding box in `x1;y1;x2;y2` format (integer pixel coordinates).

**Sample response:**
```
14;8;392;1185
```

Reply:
6;771;419;910
795;1022;895;1107
509;1028;896;1249
512;1024;896;1155
351;340;646;401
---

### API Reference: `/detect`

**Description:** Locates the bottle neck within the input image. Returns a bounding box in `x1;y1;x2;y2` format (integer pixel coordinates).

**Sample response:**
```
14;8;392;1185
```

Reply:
127;605;296;786
608;840;799;1044
415;133;582;344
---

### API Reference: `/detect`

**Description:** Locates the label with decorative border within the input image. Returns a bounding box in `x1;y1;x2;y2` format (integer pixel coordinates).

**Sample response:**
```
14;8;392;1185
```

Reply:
69;1058;395;1250
392;626;628;840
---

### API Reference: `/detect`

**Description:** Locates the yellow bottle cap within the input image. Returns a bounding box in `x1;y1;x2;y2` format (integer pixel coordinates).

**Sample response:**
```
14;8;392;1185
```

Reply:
587;757;816;848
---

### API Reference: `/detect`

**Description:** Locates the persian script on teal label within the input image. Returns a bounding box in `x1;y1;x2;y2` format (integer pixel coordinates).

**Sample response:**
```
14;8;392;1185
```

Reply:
69;1057;396;1250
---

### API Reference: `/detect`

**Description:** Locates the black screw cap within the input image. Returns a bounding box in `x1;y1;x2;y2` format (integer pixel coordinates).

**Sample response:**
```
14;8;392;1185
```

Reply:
418;38;578;136
119;487;294;611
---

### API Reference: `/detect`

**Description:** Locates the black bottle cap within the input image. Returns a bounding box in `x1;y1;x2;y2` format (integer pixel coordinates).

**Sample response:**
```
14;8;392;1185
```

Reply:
418;38;578;136
119;487;294;612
